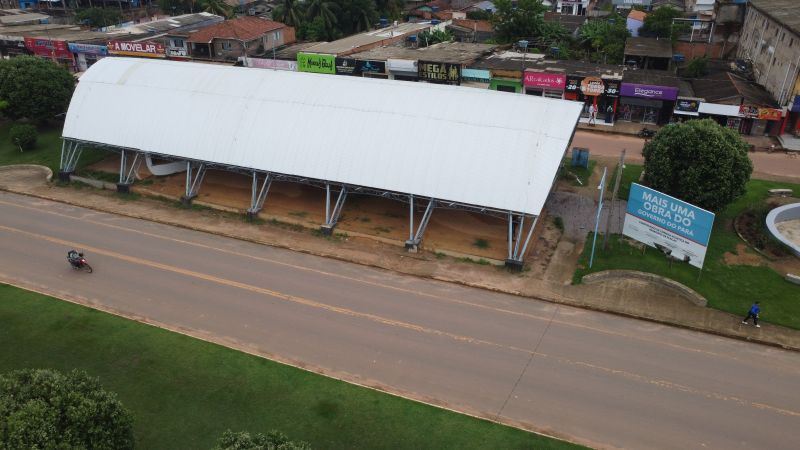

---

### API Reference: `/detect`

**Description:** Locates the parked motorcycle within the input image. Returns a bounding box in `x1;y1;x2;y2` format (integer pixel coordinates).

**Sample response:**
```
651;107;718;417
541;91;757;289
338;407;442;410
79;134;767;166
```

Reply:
637;127;656;139
67;251;93;273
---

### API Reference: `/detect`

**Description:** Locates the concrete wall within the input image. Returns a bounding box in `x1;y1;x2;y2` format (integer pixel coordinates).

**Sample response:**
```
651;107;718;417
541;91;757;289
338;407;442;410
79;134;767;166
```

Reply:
738;5;800;107
766;203;800;257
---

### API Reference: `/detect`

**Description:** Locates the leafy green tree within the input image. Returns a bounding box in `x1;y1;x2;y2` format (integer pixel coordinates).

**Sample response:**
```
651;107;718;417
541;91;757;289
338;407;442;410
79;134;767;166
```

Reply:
374;0;404;21
159;0;196;15
0;369;134;449
199;0;233;18
306;0;338;38
578;15;630;63
335;0;378;35
417;29;453;47
214;430;311;450
75;7;122;28
0;56;75;123
684;55;709;78
272;0;305;28
491;0;548;44
642;119;753;212
9;124;37;151
640;6;689;42
467;9;492;21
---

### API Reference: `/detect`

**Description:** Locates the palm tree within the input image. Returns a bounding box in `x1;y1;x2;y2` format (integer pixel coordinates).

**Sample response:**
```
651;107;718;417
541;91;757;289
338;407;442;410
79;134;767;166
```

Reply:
199;0;233;18
272;0;303;28
306;0;338;32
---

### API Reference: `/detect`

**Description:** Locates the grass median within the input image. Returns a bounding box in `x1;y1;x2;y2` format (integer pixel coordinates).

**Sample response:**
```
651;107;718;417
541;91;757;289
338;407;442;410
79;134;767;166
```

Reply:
0;284;582;450
0;122;105;173
574;179;800;329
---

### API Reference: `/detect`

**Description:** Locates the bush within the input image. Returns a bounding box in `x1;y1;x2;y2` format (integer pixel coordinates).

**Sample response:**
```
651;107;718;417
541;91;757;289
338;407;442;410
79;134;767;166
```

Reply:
9;123;37;151
214;430;311;450
0;368;135;449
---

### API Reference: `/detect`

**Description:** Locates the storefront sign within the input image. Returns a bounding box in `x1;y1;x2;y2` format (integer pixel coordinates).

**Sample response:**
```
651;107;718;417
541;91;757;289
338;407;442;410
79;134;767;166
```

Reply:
674;99;700;114
335;58;361;76
24;38;72;59
523;71;566;89
757;108;782;121
738;105;759;119
418;60;460;85
580;76;605;96
792;95;800;113
462;68;491;82
107;40;165;58
620;83;678;101
68;43;107;56
358;59;386;74
297;52;335;74
0;38;25;49
623;183;715;269
245;58;297;71
605;79;621;97
612;0;651;5
167;47;188;58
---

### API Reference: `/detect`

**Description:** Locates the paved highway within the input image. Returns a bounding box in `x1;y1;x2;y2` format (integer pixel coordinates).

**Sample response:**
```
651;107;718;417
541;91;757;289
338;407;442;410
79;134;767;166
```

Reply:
1;191;799;449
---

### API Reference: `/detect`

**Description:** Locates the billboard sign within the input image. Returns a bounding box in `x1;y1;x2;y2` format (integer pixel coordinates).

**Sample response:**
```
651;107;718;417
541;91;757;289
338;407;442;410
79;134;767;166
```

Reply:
107;40;165;58
620;83;679;101
622;183;715;269
757;108;782;121
24;38;72;59
335;57;361;76
418;60;461;85
580;76;605;96
523;71;566;89
358;59;386;74
68;43;107;56
245;57;297;71
297;52;335;74
674;98;700;113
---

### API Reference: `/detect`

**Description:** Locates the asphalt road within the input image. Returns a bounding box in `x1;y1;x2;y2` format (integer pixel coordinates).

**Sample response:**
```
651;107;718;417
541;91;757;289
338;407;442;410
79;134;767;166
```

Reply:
1;191;799;449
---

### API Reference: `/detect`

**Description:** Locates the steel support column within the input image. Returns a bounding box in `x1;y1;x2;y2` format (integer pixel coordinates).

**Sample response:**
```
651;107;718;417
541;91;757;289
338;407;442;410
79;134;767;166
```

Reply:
505;214;539;270
116;150;142;193
58;140;82;182
246;171;272;220
405;197;435;251
181;161;206;206
320;184;347;235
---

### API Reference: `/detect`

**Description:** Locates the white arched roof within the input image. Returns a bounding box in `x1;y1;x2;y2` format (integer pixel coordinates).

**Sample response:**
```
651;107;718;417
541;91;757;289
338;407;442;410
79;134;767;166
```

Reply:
63;57;582;216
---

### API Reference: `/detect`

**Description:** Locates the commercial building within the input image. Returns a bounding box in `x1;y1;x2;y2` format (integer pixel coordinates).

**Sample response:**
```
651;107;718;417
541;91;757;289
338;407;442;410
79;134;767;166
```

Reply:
185;17;295;62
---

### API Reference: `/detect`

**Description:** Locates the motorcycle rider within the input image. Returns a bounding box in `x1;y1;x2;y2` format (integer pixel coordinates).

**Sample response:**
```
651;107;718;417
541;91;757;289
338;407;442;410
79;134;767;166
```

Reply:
67;249;84;267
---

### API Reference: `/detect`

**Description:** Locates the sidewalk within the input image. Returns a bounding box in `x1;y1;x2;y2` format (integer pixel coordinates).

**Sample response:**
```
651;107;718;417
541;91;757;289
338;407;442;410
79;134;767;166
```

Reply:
1;165;799;351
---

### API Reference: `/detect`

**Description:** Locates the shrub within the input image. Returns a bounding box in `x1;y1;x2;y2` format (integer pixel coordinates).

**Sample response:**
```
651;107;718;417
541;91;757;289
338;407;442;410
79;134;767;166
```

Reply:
9;123;37;151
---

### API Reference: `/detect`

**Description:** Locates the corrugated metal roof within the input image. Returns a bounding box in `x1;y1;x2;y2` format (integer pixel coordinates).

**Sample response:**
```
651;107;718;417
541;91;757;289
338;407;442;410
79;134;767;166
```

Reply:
63;58;582;216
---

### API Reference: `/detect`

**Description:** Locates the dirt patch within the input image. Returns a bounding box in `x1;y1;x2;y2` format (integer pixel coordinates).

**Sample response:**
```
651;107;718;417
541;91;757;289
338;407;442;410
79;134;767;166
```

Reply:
734;202;794;259
723;244;763;267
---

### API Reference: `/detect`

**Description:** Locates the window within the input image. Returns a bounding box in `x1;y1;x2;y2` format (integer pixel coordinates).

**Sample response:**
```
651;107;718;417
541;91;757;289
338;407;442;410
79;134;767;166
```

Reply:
273;31;280;41
221;41;232;50
172;38;184;47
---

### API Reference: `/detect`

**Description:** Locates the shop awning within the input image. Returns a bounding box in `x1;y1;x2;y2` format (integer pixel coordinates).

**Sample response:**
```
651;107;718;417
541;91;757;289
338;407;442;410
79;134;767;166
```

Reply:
698;103;740;117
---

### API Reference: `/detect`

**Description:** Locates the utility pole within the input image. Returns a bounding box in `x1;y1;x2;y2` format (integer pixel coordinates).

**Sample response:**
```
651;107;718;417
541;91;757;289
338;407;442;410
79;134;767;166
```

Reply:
589;166;608;269
603;149;626;250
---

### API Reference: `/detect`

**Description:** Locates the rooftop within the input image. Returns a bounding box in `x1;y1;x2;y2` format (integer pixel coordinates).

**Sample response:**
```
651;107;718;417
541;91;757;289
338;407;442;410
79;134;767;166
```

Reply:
125;12;223;35
543;12;587;33
691;71;778;107
303;22;433;56
471;52;625;78
0;9;48;25
449;19;493;33
749;0;800;37
349;42;497;64
623;69;682;87
273;41;325;59
624;36;673;58
187;17;287;43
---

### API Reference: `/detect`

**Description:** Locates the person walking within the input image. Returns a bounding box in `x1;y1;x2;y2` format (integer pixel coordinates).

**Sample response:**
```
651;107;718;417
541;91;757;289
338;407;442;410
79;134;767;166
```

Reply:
742;302;761;327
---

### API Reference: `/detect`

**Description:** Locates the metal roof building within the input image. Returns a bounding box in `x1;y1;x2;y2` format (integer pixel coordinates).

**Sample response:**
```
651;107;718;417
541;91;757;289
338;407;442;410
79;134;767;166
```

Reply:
61;57;582;265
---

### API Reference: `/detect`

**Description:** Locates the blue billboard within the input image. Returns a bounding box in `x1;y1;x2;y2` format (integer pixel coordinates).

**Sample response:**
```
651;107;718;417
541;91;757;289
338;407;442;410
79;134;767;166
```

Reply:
622;183;715;268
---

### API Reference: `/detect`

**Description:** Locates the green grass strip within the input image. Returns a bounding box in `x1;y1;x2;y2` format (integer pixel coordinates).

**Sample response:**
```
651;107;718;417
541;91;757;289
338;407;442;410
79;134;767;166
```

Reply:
0;284;582;450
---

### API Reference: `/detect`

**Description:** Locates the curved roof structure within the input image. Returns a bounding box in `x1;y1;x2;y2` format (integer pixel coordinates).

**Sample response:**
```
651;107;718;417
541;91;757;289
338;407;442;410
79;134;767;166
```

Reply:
63;57;581;216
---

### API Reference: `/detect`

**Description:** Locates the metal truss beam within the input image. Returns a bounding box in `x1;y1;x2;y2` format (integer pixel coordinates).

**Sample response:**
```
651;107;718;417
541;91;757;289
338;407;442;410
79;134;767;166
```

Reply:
406;196;436;250
247;171;272;219
116;150;142;193
182;161;207;206
321;184;347;234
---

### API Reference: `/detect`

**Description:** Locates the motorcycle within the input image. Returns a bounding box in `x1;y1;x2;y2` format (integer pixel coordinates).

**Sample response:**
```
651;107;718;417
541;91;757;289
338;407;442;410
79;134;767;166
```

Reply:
637;127;656;139
67;253;93;273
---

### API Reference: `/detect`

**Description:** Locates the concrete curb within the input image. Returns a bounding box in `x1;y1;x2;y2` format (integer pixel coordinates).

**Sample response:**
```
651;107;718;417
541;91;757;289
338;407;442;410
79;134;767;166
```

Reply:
1;166;799;352
0;164;52;182
582;270;708;307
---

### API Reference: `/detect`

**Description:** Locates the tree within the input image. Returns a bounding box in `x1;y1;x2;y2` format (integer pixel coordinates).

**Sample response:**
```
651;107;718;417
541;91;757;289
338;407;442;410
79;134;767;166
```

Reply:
417;29;453;47
9;124;37;151
491;0;548;44
158;0;195;15
467;9;492;21
199;0;233;18
306;0;338;38
272;0;304;28
0;56;75;123
642;119;753;212
75;7;122;28
0;369;135;449
684;56;708;78
334;0;378;35
373;0;404;21
578;15;630;64
639;6;689;42
214;430;311;450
